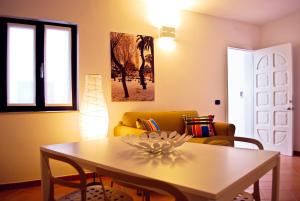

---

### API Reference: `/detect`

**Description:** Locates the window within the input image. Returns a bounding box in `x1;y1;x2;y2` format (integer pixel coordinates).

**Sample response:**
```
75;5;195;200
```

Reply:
0;17;77;112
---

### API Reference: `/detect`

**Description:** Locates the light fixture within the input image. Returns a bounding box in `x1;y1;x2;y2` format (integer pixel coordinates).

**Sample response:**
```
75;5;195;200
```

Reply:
158;26;176;51
80;74;109;140
160;26;175;39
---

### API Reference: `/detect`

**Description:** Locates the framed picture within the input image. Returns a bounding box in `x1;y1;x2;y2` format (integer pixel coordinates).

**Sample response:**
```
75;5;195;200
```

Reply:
110;32;154;101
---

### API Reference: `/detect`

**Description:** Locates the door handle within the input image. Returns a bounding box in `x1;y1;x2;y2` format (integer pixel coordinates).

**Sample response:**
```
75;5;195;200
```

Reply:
287;107;294;110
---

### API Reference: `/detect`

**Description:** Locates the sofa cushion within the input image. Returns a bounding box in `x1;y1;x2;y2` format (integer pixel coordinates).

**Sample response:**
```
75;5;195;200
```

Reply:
183;115;215;137
122;111;198;134
136;118;160;131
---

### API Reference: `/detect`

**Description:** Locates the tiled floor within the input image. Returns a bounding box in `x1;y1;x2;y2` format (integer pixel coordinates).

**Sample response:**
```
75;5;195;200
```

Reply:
0;155;299;201
258;156;300;201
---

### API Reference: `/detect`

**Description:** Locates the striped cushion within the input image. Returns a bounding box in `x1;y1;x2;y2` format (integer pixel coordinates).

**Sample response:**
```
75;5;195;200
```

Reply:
183;115;215;137
136;118;160;132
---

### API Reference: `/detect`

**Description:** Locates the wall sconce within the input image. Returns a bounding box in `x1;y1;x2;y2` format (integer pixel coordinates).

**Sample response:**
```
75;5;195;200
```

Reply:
160;26;175;40
158;26;176;51
80;74;109;140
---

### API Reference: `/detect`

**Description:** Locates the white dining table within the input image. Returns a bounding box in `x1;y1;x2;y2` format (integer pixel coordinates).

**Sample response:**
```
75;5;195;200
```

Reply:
40;137;280;201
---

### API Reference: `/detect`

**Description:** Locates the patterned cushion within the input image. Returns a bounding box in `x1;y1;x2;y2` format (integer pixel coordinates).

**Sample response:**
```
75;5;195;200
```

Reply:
183;115;215;137
136;118;160;131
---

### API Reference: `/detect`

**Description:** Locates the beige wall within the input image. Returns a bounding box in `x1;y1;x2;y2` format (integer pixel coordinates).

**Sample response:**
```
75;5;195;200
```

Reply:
261;11;300;151
0;0;260;184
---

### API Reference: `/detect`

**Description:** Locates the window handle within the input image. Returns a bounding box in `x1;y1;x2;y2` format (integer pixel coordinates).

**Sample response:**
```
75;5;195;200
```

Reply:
40;63;44;78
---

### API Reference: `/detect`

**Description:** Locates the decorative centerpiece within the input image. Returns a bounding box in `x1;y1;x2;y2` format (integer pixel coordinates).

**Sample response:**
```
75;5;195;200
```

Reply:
122;131;192;154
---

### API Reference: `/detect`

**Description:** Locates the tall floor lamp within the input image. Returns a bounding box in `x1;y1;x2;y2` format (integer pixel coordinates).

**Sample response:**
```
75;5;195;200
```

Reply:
80;74;109;140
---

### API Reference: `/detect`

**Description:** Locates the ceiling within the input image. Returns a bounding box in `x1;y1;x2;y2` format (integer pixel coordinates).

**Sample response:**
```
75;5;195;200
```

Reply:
182;0;300;25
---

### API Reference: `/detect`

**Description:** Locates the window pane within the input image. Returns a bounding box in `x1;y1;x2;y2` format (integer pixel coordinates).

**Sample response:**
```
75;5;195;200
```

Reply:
45;26;72;106
7;23;36;106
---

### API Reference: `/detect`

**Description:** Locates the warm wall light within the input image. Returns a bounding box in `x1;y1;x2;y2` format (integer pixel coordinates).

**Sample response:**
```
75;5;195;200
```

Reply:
158;26;176;51
80;74;109;140
160;26;175;39
148;0;178;51
157;37;176;51
147;0;180;28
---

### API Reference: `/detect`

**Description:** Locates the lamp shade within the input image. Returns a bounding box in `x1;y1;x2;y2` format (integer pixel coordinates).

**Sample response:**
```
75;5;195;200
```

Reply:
80;74;108;140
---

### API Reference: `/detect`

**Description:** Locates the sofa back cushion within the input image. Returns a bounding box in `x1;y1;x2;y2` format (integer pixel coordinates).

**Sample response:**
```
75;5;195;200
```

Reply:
122;111;198;134
183;115;215;137
136;118;161;131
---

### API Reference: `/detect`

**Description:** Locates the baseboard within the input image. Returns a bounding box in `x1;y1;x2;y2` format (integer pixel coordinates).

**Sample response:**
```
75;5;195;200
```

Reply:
0;172;94;191
294;151;300;156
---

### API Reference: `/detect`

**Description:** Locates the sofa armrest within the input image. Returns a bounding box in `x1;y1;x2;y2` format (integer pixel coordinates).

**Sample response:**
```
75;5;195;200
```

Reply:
114;125;146;137
214;122;235;137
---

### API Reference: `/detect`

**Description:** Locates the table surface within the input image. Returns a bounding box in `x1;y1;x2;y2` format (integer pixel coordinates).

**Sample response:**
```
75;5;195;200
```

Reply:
41;137;279;200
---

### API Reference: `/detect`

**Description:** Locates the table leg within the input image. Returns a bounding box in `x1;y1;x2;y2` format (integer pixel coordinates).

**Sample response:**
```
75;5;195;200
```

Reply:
271;156;280;201
40;151;50;201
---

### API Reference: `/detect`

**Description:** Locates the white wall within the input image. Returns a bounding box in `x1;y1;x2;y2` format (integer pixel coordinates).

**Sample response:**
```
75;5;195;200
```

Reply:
0;0;260;184
227;48;254;138
261;11;300;151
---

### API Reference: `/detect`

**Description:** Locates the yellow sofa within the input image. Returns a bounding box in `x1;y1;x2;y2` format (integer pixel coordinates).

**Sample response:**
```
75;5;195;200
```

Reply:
114;111;235;143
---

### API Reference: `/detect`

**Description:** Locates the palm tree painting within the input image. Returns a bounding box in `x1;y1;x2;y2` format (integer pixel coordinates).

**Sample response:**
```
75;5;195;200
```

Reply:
111;32;154;101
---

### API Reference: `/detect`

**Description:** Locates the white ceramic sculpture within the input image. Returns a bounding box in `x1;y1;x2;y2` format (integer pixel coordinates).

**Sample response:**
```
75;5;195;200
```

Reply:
121;131;192;154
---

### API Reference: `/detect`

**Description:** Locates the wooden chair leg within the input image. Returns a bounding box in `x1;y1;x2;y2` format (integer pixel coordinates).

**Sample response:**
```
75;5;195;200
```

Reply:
253;180;261;201
87;173;102;186
137;188;143;196
49;180;55;201
81;187;86;201
145;191;151;201
110;180;114;187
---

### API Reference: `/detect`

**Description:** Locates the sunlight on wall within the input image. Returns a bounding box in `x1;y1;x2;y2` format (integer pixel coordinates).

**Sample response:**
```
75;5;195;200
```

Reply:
147;0;181;28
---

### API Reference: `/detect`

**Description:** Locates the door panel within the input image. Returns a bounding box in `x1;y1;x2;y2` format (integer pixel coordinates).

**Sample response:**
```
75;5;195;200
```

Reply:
254;43;293;156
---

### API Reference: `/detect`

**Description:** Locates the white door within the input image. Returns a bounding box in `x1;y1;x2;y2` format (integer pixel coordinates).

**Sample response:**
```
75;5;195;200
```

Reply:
253;43;293;156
